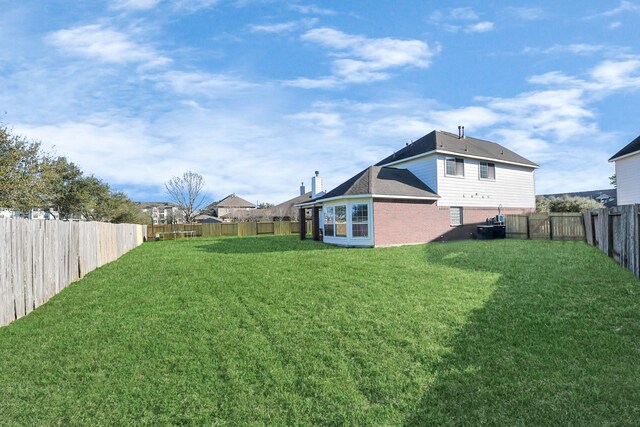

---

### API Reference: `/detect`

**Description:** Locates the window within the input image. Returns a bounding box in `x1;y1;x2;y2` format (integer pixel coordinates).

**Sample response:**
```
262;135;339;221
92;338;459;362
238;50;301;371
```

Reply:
445;157;465;177
351;204;369;237
324;206;335;236
335;205;347;237
450;207;463;226
479;162;496;180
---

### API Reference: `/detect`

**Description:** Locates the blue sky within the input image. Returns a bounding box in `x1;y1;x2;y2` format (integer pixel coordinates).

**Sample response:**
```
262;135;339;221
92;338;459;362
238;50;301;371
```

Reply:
2;0;639;204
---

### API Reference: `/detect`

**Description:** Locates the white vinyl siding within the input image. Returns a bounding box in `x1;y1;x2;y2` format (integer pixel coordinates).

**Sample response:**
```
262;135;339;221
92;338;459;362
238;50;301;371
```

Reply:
390;154;535;208
615;153;640;205
436;155;535;208
387;153;439;193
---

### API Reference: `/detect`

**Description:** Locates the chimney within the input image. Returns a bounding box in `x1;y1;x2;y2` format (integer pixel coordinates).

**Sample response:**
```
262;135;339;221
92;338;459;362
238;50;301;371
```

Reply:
311;171;323;198
300;181;306;196
458;125;465;139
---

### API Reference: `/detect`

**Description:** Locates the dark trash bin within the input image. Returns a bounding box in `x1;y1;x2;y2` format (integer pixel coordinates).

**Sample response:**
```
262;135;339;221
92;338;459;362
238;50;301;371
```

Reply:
493;225;506;239
477;225;494;240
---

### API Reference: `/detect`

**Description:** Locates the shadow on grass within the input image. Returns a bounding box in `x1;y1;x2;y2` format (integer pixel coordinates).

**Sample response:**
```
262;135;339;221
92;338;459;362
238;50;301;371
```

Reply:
193;235;340;254
406;240;640;426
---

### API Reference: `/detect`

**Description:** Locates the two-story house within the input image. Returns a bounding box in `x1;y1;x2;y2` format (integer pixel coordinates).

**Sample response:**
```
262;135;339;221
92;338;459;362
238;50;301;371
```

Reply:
609;134;640;206
137;202;185;225
298;129;537;247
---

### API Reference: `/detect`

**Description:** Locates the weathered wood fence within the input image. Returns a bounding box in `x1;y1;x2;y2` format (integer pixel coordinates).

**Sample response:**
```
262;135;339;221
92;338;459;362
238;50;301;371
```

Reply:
147;220;313;240
583;205;640;278
506;213;585;240
0;218;147;327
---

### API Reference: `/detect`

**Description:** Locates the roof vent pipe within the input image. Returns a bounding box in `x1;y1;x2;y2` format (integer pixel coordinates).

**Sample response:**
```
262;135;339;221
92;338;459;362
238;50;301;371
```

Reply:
458;125;465;139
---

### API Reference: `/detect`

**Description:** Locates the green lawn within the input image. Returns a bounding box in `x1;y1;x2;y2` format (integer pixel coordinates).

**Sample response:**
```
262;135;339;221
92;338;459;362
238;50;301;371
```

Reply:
1;236;638;426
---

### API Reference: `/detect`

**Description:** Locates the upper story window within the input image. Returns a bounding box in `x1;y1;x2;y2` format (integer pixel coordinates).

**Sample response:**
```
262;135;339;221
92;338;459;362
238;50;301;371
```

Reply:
445;157;464;177
479;162;496;180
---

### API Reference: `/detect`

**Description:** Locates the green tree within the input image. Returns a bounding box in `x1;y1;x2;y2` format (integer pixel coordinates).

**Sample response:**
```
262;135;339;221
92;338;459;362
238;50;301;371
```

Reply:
609;174;617;188
0;126;50;211
536;195;603;213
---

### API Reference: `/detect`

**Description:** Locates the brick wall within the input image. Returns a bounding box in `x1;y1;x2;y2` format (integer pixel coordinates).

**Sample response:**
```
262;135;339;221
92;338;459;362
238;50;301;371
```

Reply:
373;199;533;247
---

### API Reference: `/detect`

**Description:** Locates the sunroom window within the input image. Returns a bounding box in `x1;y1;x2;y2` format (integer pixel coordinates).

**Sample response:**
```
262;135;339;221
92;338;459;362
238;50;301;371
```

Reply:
324;206;335;237
335;205;347;237
351;204;369;237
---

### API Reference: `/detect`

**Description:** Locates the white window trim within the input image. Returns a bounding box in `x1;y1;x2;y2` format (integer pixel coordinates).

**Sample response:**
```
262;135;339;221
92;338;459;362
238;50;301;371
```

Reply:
350;203;370;239
444;157;465;178
478;161;496;181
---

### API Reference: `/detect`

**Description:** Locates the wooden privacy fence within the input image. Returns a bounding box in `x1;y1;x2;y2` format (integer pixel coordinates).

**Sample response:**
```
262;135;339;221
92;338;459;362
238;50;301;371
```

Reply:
583;205;640;278
147;220;312;240
0;218;147;327
505;213;585;240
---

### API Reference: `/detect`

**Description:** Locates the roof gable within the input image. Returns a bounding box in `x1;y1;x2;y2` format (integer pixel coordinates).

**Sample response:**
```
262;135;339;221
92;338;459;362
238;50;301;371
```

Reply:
208;194;255;209
609;135;640;161
319;166;439;200
376;130;538;168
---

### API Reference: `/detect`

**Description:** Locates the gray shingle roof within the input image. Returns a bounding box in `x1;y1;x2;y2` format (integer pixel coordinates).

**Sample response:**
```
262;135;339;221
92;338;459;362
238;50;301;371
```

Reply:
609;135;640;161
376;130;538;168
206;194;255;209
318;166;439;200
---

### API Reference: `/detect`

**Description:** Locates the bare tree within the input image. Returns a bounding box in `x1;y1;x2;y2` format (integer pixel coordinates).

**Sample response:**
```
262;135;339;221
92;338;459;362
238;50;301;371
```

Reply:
165;171;208;223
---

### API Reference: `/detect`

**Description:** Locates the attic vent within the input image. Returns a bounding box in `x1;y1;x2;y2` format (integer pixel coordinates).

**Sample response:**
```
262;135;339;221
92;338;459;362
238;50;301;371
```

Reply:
465;145;468;152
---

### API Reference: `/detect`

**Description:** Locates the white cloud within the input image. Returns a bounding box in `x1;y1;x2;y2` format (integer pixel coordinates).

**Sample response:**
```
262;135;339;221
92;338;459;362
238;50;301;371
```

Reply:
283;77;338;89
46;24;170;68
429;7;493;33
600;0;640;16
155;71;258;95
430;7;478;22
465;21;494;33
296;27;437;86
505;7;544;20
286;111;343;129
610;21;622;28
524;43;610;56
111;0;161;10
290;4;336;15
172;0;219;12
250;22;299;33
249;18;317;34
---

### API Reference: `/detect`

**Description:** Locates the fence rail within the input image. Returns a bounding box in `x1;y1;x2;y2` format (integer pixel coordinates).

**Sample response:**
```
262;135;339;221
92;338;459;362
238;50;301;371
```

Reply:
0;218;146;327
583;205;639;278
506;213;585;241
146;220;312;240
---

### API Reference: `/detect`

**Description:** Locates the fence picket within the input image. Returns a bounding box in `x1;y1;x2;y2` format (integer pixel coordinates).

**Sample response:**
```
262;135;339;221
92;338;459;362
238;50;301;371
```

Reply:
0;219;146;327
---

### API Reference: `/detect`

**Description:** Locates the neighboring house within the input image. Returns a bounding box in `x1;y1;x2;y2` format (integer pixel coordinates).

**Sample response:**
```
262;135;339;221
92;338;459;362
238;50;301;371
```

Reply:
298;129;537;247
240;174;325;221
204;194;256;221
0;208;58;220
193;214;222;224
0;208;21;219
609;134;640;205
137;202;185;225
540;189;616;208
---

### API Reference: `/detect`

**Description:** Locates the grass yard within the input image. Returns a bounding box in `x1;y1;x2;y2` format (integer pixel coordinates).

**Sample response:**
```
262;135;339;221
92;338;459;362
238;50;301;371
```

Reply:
1;236;639;426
